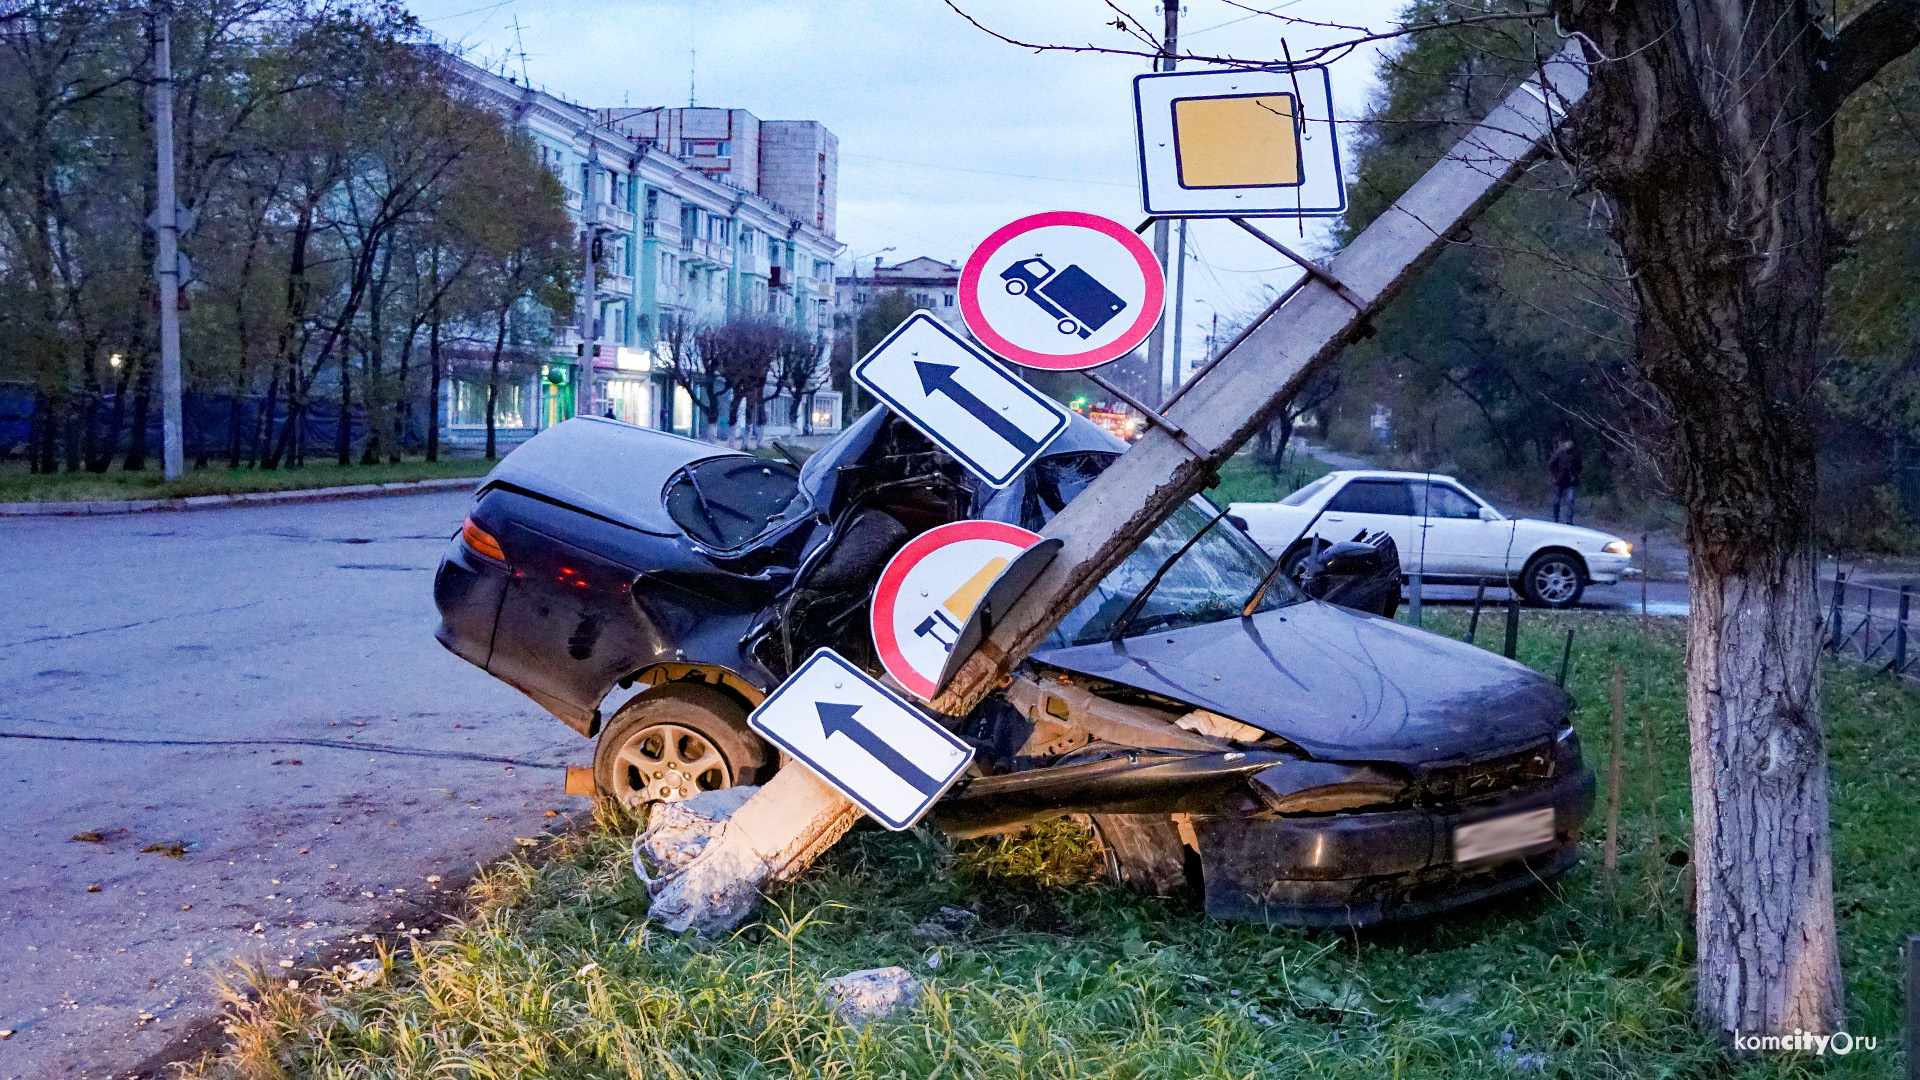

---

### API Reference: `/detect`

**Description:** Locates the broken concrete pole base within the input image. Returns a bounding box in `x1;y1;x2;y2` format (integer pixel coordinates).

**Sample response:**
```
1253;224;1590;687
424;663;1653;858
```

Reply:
637;765;861;937
821;966;923;1027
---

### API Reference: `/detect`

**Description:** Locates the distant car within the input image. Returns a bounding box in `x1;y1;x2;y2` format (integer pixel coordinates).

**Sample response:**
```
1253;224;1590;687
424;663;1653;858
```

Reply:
1229;469;1634;609
433;418;1592;927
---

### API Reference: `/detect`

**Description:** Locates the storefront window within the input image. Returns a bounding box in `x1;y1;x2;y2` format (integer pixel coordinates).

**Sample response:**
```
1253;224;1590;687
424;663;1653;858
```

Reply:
604;377;650;426
451;379;527;428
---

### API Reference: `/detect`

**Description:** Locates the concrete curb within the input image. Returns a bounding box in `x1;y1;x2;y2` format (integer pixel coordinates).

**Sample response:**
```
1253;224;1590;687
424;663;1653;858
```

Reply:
0;476;483;517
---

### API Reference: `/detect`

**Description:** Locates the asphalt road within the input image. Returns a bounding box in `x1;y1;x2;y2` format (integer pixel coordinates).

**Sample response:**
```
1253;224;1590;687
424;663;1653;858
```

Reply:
0;492;591;1079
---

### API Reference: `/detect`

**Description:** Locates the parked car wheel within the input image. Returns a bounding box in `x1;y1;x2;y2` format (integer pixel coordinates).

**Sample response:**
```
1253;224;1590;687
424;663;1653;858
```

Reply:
1005;279;1028;295
1279;543;1315;584
1519;549;1585;609
593;683;773;808
1057;317;1080;336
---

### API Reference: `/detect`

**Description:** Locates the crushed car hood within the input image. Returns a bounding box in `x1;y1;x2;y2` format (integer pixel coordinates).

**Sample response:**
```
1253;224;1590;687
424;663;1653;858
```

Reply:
1030;600;1569;766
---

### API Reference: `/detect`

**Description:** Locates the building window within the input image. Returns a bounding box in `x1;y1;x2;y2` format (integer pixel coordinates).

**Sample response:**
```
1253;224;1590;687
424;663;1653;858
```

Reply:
944;292;954;307
604;378;649;426
716;141;730;156
451;378;527;428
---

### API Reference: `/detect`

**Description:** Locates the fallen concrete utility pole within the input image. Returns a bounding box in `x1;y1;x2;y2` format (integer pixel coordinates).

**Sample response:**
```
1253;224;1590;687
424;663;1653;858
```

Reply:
646;42;1591;936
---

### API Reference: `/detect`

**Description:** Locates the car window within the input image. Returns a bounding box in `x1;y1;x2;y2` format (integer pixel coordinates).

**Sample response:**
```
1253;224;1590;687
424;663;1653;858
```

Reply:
1411;482;1482;519
1279;473;1336;507
1046;497;1302;648
1324;479;1413;516
664;456;807;549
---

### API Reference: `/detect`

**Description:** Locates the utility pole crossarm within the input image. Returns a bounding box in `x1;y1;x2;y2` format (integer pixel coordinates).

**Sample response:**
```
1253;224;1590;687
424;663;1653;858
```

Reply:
928;42;1590;716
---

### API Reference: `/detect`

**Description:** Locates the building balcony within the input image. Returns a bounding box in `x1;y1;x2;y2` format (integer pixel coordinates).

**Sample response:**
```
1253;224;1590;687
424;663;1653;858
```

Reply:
597;271;634;296
601;206;636;233
680;236;731;267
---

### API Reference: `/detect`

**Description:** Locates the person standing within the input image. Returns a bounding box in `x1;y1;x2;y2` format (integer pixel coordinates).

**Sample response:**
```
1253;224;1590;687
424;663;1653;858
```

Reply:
1549;438;1583;523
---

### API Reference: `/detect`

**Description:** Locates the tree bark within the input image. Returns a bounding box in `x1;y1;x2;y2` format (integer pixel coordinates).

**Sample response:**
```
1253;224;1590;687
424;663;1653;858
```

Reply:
1552;0;1868;1036
426;295;442;462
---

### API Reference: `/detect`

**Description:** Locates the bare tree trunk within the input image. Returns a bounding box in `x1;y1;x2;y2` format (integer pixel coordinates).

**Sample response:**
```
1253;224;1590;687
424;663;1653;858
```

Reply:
1554;0;1878;1037
485;305;507;460
426;297;442;462
337;348;353;466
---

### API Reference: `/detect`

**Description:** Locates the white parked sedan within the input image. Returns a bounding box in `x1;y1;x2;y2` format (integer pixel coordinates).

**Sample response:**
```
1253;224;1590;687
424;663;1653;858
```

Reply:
1228;470;1635;608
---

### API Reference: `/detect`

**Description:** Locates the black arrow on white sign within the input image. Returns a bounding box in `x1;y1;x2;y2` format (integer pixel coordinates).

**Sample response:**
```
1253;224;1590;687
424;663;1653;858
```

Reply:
913;361;1043;455
815;701;943;796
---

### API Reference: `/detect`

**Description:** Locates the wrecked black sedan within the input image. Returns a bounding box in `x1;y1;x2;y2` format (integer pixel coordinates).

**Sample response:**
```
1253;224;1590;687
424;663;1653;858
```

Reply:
434;410;1593;927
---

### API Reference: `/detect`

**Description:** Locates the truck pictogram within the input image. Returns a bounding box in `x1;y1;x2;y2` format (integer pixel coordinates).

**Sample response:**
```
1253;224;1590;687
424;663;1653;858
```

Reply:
998;256;1127;339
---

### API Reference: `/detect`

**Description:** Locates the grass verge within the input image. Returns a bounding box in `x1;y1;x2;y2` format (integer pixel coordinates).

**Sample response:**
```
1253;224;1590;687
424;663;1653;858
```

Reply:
187;614;1915;1078
1209;449;1332;506
0;457;497;504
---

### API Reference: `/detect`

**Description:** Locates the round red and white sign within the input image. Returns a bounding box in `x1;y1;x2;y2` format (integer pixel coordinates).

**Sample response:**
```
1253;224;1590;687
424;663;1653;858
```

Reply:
871;520;1045;700
959;210;1165;371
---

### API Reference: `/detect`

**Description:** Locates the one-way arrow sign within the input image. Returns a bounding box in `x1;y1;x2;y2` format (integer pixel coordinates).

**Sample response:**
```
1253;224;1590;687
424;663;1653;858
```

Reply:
853;311;1072;488
747;648;974;830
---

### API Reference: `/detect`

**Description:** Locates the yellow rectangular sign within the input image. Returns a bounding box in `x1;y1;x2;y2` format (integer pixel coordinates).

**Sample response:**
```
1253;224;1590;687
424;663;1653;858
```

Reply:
1171;93;1303;190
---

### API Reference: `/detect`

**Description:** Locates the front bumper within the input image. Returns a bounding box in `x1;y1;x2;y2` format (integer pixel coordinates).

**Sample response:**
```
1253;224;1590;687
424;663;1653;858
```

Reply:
1585;551;1632;584
1190;764;1595;927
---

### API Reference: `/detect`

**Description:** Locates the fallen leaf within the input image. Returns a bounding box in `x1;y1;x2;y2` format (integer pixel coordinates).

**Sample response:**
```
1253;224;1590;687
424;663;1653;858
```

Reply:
72;831;103;843
514;837;538;847
141;842;186;859
544;810;557;817
86;884;101;892
270;760;303;766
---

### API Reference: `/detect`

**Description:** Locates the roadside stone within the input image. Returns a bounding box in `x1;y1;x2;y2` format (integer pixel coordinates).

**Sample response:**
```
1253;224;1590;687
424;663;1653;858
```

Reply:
339;959;383;986
820;966;923;1028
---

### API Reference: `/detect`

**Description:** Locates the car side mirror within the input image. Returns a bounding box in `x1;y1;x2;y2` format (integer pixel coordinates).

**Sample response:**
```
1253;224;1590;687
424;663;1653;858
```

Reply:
1320;542;1385;576
1478;506;1500;521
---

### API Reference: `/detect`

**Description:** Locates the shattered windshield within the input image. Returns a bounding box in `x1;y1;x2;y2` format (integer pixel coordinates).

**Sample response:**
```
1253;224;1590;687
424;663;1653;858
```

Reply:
1045;497;1304;647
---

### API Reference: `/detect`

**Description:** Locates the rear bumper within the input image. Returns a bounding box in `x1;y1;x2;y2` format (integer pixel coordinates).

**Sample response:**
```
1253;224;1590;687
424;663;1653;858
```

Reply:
1191;764;1595;927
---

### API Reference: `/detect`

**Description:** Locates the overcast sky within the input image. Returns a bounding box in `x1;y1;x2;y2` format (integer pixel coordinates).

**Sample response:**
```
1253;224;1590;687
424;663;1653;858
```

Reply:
407;0;1408;370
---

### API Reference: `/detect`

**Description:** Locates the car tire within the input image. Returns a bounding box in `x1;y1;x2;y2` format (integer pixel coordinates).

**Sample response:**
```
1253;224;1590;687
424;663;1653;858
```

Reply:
593;683;774;808
1005;279;1027;296
1519;549;1586;609
1279;543;1315;584
1057;317;1079;336
1089;813;1196;897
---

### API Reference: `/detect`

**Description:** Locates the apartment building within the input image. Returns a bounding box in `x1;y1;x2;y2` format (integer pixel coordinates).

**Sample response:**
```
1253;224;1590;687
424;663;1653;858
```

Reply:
434;53;845;449
835;257;964;338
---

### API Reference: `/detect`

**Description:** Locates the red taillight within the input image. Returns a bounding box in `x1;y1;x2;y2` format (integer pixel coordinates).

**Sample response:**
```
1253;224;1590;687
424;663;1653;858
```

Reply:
461;518;505;562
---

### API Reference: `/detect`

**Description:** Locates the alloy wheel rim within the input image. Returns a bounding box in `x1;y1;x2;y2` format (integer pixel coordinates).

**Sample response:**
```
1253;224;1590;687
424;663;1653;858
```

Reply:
613;722;730;806
1533;560;1579;604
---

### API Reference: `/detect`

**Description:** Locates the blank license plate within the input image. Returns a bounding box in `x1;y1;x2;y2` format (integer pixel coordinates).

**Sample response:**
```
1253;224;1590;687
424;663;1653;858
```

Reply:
1453;807;1554;863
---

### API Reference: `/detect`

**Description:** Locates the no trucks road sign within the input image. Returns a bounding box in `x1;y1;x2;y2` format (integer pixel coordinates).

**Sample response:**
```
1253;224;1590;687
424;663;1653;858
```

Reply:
746;648;974;831
852;310;1073;488
870;519;1051;701
958;210;1165;371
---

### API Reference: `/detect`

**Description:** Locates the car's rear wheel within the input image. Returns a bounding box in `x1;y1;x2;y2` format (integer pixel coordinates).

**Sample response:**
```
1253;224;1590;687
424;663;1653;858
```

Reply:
593;684;773;808
1519;550;1585;609
1057;317;1079;335
1005;279;1027;295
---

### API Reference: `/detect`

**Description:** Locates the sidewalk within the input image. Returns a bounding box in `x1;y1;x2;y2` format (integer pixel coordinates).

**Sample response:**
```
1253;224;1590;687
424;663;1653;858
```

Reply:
0;476;481;517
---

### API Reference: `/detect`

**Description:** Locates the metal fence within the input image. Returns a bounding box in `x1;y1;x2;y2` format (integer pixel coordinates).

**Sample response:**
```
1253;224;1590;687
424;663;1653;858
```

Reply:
1827;573;1919;679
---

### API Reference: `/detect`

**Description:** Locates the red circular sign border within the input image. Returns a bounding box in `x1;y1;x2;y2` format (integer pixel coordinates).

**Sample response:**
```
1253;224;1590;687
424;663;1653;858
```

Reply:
959;210;1166;371
870;519;1045;700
